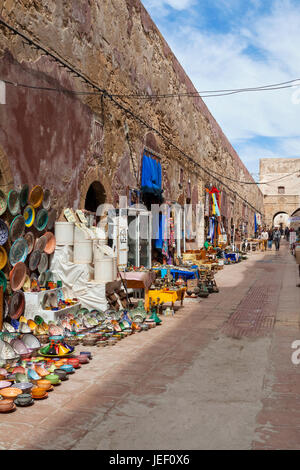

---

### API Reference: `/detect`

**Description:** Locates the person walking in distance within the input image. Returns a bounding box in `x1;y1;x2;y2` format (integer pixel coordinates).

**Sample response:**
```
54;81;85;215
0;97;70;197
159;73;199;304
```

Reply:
268;227;274;250
273;227;281;251
261;227;268;252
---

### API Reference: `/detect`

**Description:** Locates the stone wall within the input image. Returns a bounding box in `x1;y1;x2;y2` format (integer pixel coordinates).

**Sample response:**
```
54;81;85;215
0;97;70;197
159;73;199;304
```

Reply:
0;0;263;244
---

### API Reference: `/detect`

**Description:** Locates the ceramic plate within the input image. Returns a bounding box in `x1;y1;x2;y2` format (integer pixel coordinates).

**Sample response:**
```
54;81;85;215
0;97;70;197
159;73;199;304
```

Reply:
37;350;74;358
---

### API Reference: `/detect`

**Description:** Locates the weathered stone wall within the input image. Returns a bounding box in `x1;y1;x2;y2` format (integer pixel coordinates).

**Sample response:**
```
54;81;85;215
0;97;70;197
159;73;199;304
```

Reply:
260;158;300;227
0;0;263;243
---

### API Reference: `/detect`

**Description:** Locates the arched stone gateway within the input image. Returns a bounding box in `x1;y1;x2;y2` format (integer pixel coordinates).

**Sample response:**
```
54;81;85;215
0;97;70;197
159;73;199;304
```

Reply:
273;211;289;229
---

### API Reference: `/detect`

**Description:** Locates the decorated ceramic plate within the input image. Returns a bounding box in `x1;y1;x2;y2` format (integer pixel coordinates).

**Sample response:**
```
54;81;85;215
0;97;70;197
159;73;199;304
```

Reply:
37;349;75;358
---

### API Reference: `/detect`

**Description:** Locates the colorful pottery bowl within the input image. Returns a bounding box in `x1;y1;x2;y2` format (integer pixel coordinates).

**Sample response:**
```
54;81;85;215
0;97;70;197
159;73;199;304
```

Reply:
53;369;68;381
43;232;56;255
36;379;52;391
0;246;7;270
59;364;75;374
0;386;22;400
35;366;49;377
0;398;15;412
44;373;60;385
67;358;80;369
29;186;43;209
9;238;28;266
31;387;47;399
19;184;29;208
9;215;25;242
0;380;12;389
9;262;27;292
0;219;9;246
24;205;35;228
76;355;89;365
7;190;20;216
24;231;35;254
0;270;7;293
80;351;92;359
14;382;33;394
34;209;48;232
14;393;33;406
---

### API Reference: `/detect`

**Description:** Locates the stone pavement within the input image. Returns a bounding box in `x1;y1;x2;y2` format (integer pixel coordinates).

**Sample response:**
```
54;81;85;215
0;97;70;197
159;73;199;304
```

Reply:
1;241;299;450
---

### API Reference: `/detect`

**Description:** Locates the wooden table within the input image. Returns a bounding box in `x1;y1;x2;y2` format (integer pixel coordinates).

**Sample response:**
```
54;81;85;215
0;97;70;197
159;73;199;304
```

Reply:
148;287;186;311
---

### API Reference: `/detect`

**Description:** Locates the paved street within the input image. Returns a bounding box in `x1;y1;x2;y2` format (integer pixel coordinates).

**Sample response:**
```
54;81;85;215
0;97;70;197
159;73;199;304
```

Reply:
1;241;299;450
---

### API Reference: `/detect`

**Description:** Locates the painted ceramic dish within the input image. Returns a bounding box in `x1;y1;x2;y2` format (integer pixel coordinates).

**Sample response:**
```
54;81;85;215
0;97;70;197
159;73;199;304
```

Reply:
44;373;60;385
35;365;49;377
8;290;25;320
53;369;68;381
36;379;52;389
0;246;7;270
34;209;48;232
22;334;41;350
24;231;35;254
43;232;56;254
37;252;48;274
29;185;43;209
42;189;51;210
29;250;41;271
7;190;20;216
35;235;47;253
0;380;12;389
0;219;9;245
14;393;34;406
46;208;57;230
0;270;7;293
59;364;75;374
9;238;28;266
22;275;31;293
0;386;22;400
0;399;16;412
31;387;47;399
27;368;41;382
14;382;34;394
9;262;27;291
14;373;28;383
0;190;7;216
19;184;29;208
38;271;46;287
11;338;30;356
24;205;36;228
9;215;25;242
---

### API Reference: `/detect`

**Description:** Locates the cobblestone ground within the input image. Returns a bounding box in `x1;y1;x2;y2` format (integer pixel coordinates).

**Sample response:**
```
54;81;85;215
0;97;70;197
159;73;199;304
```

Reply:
1;241;299;450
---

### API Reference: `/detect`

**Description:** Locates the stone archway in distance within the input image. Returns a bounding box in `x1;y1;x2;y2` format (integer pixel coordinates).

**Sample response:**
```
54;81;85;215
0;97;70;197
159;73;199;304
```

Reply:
273;211;289;229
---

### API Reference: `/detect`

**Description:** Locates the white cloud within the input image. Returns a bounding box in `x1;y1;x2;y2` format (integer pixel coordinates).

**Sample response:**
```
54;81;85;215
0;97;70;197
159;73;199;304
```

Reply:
143;0;300;173
142;0;195;15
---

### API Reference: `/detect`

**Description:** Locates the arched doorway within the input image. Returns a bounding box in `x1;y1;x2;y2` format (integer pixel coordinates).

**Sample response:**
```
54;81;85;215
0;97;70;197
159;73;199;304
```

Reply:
273;211;289;229
84;181;106;213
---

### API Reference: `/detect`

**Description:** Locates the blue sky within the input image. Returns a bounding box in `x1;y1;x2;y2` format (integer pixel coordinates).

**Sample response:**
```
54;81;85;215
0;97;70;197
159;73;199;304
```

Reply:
142;0;300;178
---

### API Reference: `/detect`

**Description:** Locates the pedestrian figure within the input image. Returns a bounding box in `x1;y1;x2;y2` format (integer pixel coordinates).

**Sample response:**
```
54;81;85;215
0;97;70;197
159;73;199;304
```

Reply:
268;227;273;250
261;228;268;251
285;226;290;241
273;227;281;251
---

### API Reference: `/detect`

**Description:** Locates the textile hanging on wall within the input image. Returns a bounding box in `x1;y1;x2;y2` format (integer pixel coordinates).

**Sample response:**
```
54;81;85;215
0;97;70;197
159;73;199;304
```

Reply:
141;154;162;197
